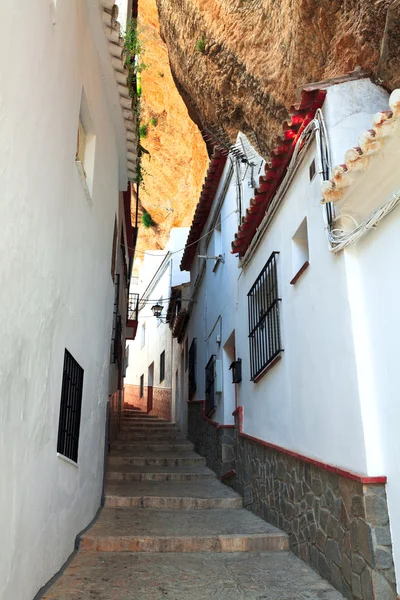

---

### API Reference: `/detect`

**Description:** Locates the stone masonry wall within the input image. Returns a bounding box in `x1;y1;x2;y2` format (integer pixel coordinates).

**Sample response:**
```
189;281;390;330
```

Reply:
187;401;397;600
124;384;171;421
234;433;396;600
187;402;235;479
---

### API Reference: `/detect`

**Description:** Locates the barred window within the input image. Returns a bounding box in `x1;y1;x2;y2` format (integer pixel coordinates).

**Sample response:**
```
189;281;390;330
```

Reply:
57;350;84;463
188;338;197;399
140;374;144;398
248;251;283;381
159;351;165;383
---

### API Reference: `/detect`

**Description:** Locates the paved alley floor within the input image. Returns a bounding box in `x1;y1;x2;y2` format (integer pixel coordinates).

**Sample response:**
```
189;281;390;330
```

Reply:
41;409;344;600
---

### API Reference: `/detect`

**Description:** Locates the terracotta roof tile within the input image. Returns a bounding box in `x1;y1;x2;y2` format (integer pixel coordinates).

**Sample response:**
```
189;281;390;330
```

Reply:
321;89;400;204
180;151;227;271
231;89;327;258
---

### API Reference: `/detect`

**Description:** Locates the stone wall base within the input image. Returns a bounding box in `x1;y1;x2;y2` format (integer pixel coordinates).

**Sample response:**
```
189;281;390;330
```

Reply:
124;384;171;421
187;401;397;600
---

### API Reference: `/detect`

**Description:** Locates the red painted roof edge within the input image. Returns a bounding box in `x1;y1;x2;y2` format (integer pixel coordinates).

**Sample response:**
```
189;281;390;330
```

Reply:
180;151;228;271
231;88;327;258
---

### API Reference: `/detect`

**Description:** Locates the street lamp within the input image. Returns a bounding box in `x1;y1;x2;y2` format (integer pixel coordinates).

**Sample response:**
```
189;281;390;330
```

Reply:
151;303;164;318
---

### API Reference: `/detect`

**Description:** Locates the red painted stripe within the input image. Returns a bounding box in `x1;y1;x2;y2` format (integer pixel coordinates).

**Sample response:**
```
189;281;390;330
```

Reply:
232;405;386;484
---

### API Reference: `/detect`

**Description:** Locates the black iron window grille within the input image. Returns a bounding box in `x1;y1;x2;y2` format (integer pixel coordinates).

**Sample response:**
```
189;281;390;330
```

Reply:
140;374;144;398
160;350;165;383
188;338;197;399
248;251;283;381
111;275;122;365
205;354;216;417
128;292;139;321
57;349;84;463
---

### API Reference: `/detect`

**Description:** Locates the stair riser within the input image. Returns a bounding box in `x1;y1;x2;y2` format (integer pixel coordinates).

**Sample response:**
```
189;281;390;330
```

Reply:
117;433;184;440
108;457;206;467
80;535;289;553
111;444;194;452
105;496;243;509
121;425;177;430
106;472;215;482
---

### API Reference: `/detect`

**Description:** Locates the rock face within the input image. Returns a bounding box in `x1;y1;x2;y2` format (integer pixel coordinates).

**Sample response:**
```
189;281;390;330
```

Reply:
156;0;400;156
135;0;208;257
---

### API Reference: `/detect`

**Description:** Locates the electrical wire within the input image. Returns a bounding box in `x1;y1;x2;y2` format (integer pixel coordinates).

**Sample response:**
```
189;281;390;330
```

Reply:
129;209;238;258
328;190;400;252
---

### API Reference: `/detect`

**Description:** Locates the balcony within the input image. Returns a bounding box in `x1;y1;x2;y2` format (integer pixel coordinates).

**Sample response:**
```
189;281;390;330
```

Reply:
126;292;139;340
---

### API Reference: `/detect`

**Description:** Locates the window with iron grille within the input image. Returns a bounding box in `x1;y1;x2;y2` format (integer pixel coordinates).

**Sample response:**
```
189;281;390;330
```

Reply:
248;251;283;381
188;338;197;399
57;349;84;463
159;351;165;383
140;374;144;398
205;354;216;417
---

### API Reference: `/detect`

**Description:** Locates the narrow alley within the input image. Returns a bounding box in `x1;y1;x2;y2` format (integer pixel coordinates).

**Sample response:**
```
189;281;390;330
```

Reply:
41;407;342;599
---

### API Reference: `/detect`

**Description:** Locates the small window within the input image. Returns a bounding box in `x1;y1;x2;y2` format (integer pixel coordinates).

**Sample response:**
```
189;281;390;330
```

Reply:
140;374;144;398
309;159;316;181
248;251;283;381
159;351;165;383
141;323;146;349
188;338;197;399
291;218;309;284
111;217;117;280
185;337;189;372
57;350;84;463
205;355;216;417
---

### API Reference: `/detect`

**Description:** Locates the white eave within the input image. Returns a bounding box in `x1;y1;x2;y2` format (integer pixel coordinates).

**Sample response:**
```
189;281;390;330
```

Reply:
87;0;138;190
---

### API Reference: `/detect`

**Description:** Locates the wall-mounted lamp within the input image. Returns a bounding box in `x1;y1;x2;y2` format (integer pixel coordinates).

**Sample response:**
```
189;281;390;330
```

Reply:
229;358;242;384
151;303;164;318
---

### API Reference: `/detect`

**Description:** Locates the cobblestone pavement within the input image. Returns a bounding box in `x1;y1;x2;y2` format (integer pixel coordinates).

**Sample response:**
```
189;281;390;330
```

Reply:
41;409;344;600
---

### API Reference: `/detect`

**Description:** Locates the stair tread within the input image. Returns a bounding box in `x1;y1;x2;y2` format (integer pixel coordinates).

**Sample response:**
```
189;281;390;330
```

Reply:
105;479;240;499
107;464;215;475
41;551;344;600
82;507;287;539
109;449;201;458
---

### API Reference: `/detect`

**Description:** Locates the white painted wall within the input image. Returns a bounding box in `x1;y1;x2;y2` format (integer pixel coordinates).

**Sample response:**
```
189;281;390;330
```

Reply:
0;2;127;599
125;229;190;402
187;157;246;425
328;118;400;590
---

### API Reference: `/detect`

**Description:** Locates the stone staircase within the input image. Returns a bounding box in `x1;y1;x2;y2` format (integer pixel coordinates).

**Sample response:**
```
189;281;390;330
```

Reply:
41;409;344;599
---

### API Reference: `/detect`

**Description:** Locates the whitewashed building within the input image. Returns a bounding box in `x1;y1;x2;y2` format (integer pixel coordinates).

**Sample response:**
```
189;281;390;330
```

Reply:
0;2;138;599
125;228;189;421
180;75;400;600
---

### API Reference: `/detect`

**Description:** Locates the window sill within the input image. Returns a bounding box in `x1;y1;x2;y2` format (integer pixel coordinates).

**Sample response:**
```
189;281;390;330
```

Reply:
57;452;79;468
290;260;309;285
75;160;93;205
253;353;283;383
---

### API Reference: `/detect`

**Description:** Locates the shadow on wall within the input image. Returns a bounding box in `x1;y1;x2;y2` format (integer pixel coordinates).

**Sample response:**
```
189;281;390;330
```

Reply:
124;384;172;421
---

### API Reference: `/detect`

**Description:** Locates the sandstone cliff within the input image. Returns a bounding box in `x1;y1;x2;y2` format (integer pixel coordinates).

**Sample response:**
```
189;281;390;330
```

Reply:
135;0;209;259
155;0;400;155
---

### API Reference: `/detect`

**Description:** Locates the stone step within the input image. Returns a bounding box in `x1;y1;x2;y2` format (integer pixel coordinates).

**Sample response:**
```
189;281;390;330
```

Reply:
111;441;195;453
108;452;206;467
80;508;289;553
122;414;168;420
117;431;186;441
40;551;345;600
104;479;243;509
121;422;177;429
106;465;216;482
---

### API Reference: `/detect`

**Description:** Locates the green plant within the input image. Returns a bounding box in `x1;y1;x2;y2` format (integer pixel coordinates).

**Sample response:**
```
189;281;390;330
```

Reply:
141;210;156;228
196;36;206;53
158;71;164;78
149;117;158;127
139;123;148;138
